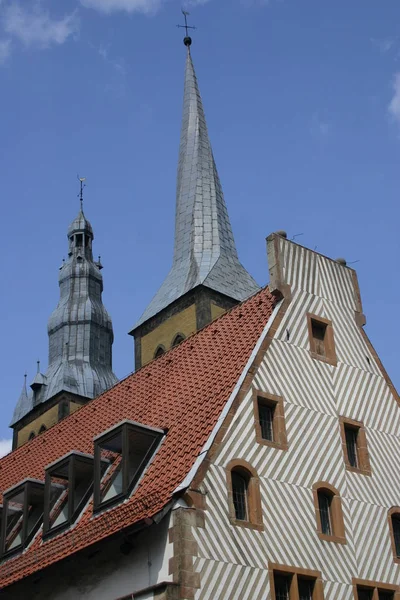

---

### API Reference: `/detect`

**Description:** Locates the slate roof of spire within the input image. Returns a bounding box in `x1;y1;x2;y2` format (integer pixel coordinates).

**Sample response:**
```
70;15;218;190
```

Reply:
0;286;276;589
134;49;259;329
11;377;32;426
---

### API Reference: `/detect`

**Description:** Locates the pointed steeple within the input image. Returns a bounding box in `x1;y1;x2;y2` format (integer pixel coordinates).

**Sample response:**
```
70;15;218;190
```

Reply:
10;375;32;427
134;46;259;329
10;199;118;429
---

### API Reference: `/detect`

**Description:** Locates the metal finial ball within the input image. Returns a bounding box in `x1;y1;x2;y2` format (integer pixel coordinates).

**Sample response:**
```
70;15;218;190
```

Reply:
184;36;192;47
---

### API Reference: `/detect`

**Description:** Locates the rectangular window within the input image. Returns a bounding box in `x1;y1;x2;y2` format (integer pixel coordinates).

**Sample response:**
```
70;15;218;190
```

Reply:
353;580;397;600
393;516;400;558
340;417;371;476
94;420;164;511
317;492;332;536
253;392;288;451
1;480;45;557
345;426;359;468
274;574;291;600
307;314;337;366
270;565;324;600
259;402;274;441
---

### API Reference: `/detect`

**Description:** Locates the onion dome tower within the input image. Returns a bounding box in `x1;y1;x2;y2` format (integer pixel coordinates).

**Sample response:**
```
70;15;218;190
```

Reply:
10;196;118;449
130;31;259;369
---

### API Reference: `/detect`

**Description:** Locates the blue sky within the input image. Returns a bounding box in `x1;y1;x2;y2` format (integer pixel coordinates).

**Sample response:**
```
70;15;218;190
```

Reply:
0;0;399;453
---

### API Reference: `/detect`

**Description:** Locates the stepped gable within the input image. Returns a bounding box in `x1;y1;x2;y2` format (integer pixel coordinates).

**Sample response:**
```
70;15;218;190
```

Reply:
0;286;275;589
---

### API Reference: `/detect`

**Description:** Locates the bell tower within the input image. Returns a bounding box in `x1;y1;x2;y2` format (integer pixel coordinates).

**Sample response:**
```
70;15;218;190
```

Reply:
10;192;118;449
130;34;259;369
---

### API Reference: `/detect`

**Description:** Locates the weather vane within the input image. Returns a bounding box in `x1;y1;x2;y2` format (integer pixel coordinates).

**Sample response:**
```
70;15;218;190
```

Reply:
77;175;86;210
177;9;196;47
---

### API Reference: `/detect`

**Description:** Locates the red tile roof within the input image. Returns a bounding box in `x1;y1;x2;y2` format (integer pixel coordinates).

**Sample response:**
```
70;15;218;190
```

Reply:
0;287;275;589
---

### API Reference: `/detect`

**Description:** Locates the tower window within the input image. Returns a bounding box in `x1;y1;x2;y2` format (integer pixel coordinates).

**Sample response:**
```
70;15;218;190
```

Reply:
171;334;185;348
43;452;97;538
312;482;346;544
75;234;83;247
270;565;324;600
0;480;45;557
253;391;288;450
154;345;166;359
94;420;164;512
226;460;263;530
28;432;35;441
307;314;337;366
339;417;371;476
39;425;47;435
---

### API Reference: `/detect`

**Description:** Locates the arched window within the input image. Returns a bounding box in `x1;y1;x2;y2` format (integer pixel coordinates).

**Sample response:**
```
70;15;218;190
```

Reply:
226;459;263;530
28;432;35;441
154;345;166;359
39;425;47;435
313;482;346;544
388;507;400;562
171;334;185;348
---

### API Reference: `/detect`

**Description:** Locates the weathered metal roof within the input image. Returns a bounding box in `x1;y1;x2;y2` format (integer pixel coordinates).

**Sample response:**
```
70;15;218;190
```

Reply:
134;48;259;329
10;209;118;426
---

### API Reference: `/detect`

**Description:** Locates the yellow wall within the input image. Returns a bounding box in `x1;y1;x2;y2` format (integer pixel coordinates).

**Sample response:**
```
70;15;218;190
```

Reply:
141;303;197;366
17;403;59;447
211;302;227;322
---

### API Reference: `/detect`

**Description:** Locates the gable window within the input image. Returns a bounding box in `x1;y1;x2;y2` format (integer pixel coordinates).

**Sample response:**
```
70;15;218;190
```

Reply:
353;579;399;600
312;482;346;544
43;452;96;537
270;564;324;600
94;420;164;512
0;479;45;557
226;459;263;531
307;314;337;366
253;391;288;451
388;508;400;562
339;417;371;476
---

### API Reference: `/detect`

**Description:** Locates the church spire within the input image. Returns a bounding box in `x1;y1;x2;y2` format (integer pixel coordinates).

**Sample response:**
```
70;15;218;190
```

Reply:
134;43;259;330
10;194;118;434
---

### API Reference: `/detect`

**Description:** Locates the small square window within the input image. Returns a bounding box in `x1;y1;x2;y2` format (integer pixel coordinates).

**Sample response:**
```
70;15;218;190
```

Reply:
94;420;164;512
340;417;371;476
253;392;288;451
307;314;337;366
270;565;324;600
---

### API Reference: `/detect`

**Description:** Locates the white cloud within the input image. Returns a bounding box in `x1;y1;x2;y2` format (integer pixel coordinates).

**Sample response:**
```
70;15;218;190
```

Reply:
80;0;162;14
388;72;400;126
3;2;79;48
370;37;395;54
0;38;11;63
0;439;12;458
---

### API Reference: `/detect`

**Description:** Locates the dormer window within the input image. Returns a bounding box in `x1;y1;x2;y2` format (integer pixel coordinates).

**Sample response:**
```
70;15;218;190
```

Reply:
43;452;96;538
0;479;45;557
93;420;164;512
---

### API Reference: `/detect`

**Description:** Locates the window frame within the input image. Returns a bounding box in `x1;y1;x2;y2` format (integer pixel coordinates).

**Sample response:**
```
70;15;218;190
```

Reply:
352;578;400;600
339;417;372;476
154;345;166;359
312;481;346;544
388;507;400;564
93;420;164;513
226;459;263;531
307;313;337;367
171;333;185;348
0;479;45;558
253;390;288;451
269;563;324;600
43;451;95;539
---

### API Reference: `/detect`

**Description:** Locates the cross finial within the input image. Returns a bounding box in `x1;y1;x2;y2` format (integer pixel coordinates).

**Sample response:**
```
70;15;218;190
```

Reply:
177;9;196;47
77;175;86;211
